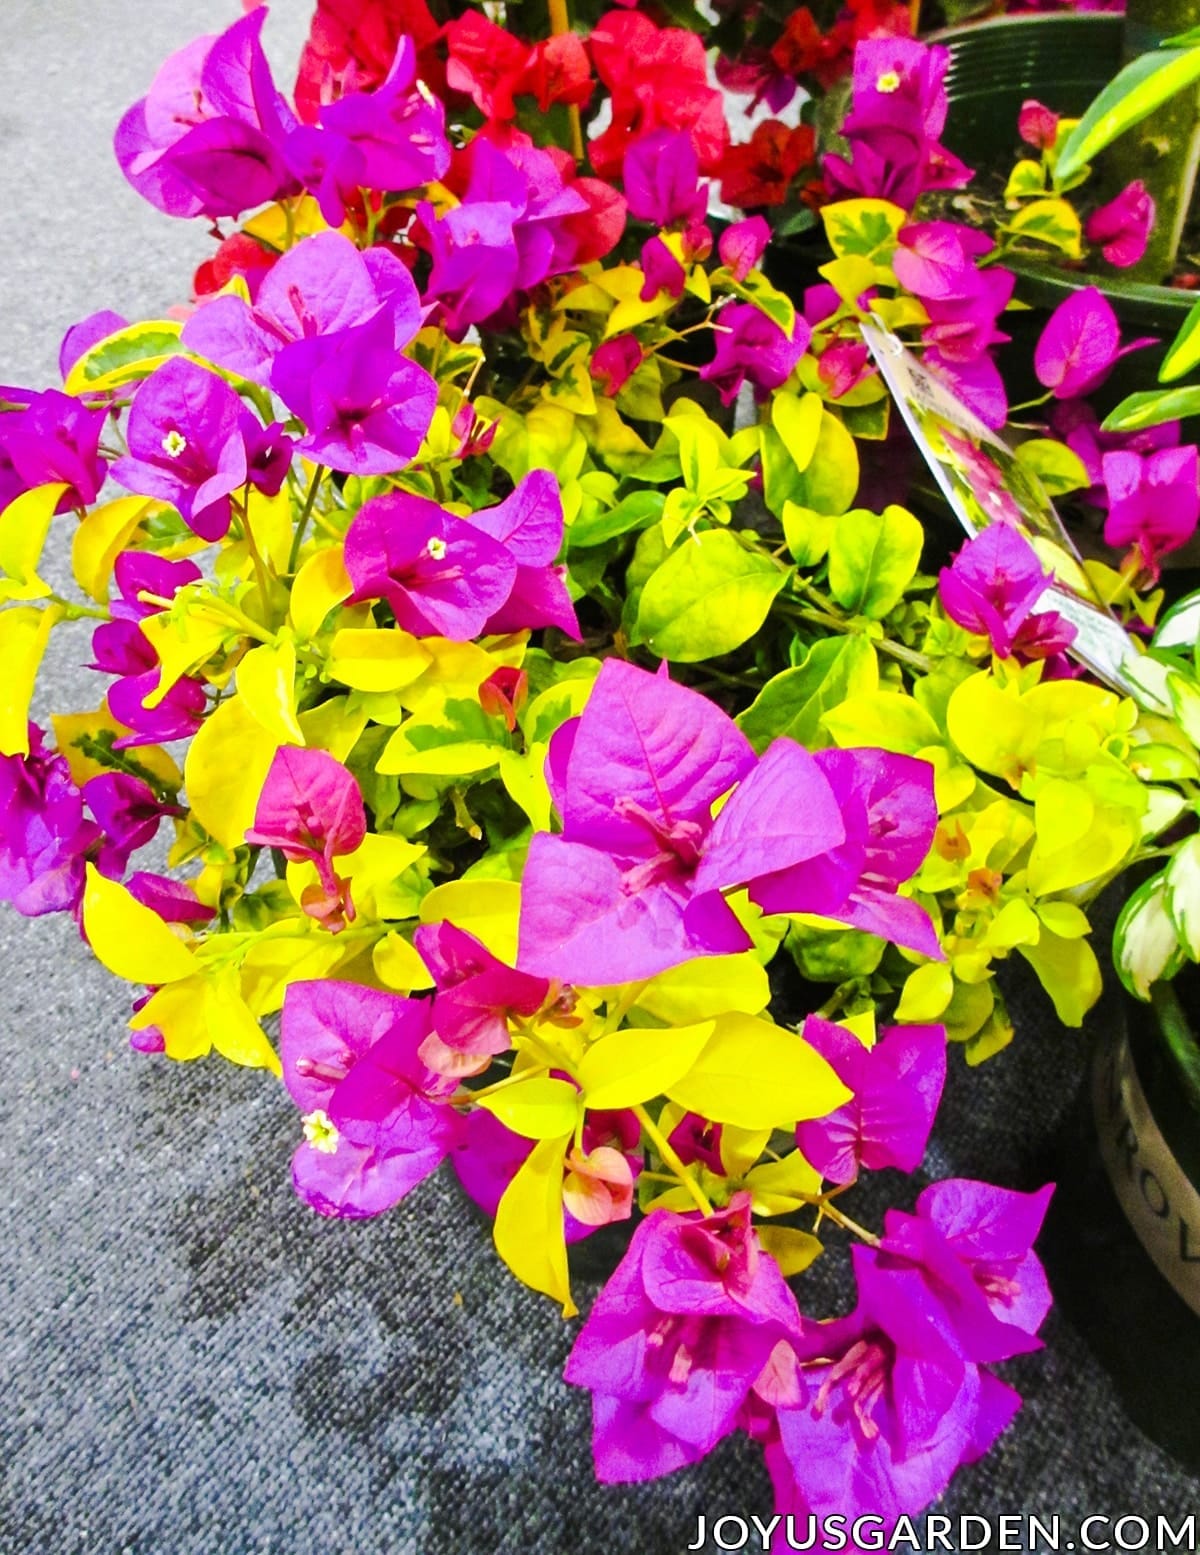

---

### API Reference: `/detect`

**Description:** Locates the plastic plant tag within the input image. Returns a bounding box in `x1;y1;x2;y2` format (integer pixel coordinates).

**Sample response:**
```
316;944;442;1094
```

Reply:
861;321;1170;713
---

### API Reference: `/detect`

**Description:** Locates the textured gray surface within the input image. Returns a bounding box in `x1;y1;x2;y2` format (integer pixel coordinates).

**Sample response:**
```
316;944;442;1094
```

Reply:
1;4;1198;1552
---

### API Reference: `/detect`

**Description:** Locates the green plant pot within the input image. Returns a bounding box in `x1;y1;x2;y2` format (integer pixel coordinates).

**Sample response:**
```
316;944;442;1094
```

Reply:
931;14;1197;342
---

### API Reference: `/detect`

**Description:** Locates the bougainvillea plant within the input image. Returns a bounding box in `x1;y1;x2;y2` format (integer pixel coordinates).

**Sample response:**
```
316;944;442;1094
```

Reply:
2;0;1195;1538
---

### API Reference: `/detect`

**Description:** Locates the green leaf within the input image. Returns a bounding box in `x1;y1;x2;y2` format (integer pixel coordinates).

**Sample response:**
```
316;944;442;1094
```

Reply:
1154;590;1200;650
1055;46;1200;184
477;1076;580;1140
63;319;185;395
567;488;664;549
1005;197;1082;257
827;505;923;619
1165;833;1200;959
666;1013;852;1128
737;636;879;753
1013;439;1090;496
781;502;836;567
819;198;906;269
1161;295;1200;382
840;398;890;441
1113;872;1184;1001
576;1021;715;1110
634;530;786;662
1101;385;1200;432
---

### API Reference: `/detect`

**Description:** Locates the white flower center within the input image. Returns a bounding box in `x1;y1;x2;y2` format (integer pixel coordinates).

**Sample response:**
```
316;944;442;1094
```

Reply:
301;1108;340;1154
876;70;901;93
162;429;188;458
426;536;448;561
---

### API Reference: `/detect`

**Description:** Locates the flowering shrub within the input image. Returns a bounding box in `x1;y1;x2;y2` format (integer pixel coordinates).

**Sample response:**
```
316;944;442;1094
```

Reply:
4;0;1195;1535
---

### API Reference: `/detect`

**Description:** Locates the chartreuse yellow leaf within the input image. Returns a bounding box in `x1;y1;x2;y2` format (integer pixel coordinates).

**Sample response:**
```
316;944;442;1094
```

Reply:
823;691;941;756
243;485;294;573
289;834;425;921
236;923;362;1016
478;1076;580;1140
296;695;368;761
328;627;430;692
666;1013;851;1128
396;639;501;718
771;392;823;472
1036;901;1091;939
719;1125;773;1176
419;879;522;961
139;608;229;706
741;1149;823;1214
82;865;198;984
0;483;67;600
51;707;180;791
238;640;303;743
499;744;553;832
819;255;878;309
758;1226;824;1276
129;976;210;1059
244;195;333;247
596;264;677;337
577;1021;714;1110
895;961;954;1023
71;496;159;602
1019;926;1103;1025
373;932;434;992
634;956;770;1024
184;695;279;848
1026;778;1139;894
129;969;281;1073
494;1134;577;1317
290;546;353;638
946;673;1039;784
0;603;64;755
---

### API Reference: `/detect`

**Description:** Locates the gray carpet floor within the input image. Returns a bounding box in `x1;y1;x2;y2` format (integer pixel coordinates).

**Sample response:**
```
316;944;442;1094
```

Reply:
1;3;1198;1550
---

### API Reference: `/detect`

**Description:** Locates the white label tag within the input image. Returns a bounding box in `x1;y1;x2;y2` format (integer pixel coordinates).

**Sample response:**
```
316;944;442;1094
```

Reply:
861;322;1171;714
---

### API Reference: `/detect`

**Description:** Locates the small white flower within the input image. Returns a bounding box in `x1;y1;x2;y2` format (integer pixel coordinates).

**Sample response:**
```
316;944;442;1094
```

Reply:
161;429;187;458
426;536;448;561
876;69;901;94
301;1109;340;1154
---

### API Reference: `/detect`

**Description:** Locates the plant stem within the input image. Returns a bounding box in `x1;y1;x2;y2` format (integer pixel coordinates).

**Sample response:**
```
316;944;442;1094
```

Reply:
546;0;584;161
804;1195;881;1247
632;1103;714;1217
288;464;325;574
237;482;274;612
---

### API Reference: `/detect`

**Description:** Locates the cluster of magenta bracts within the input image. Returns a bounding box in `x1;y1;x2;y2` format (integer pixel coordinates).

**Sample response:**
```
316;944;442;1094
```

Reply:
5;0;1163;1537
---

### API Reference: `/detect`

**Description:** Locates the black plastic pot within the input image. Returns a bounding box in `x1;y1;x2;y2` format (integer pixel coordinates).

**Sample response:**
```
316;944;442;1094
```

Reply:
932;14;1197;344
1042;971;1200;1472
